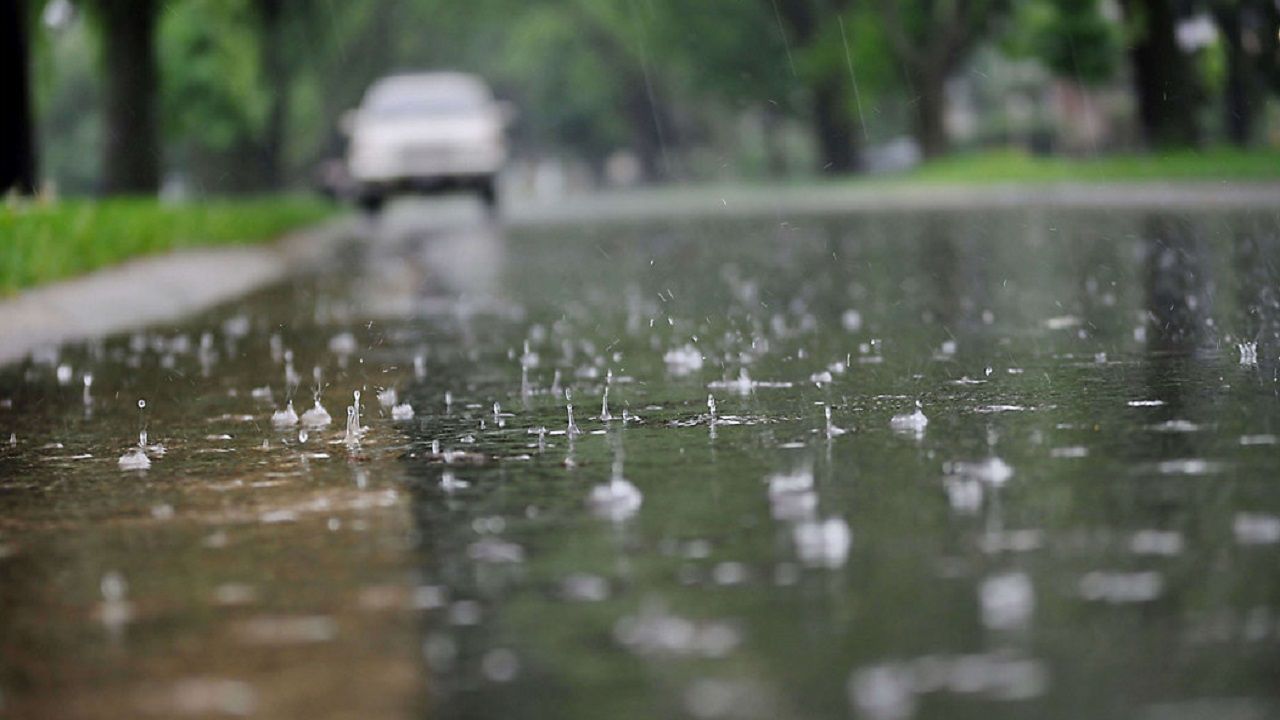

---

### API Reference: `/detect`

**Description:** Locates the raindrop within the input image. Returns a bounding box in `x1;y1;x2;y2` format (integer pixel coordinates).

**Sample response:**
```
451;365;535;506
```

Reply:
793;517;851;568
345;406;359;447
1239;341;1259;366
271;401;299;428
97;570;133;629
890;401;928;434
663;344;703;375
120;398;155;469
848;665;915;720
824;404;847;437
566;389;581;437
588;464;642;522
1079;571;1163;603
301;398;332;428
481;648;520;683
980;572;1034;630
117;447;151;470
599;369;613;421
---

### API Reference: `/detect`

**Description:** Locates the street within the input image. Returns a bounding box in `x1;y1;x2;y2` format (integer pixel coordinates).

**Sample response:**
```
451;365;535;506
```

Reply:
3;198;1280;718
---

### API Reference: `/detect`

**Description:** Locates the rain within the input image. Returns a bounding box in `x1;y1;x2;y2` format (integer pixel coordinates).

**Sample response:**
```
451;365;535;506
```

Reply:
4;1;1280;719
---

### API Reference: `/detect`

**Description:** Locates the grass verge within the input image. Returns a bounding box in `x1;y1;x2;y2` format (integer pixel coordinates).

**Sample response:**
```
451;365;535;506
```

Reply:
0;197;337;294
903;147;1280;184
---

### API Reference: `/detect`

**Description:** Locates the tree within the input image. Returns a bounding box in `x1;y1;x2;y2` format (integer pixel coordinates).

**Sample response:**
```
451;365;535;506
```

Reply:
1013;0;1121;85
159;0;265;192
773;0;861;173
1;0;38;195
1118;0;1202;147
642;0;802;177
875;0;1012;159
481;0;683;181
94;0;161;194
579;0;682;181
1208;0;1280;146
254;0;288;187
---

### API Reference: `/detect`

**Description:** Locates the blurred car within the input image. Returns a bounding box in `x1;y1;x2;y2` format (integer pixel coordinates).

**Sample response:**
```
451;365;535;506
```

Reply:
344;72;510;212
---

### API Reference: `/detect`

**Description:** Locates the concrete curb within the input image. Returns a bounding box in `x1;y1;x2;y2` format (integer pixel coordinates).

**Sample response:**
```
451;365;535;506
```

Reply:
505;182;1280;226
0;217;354;367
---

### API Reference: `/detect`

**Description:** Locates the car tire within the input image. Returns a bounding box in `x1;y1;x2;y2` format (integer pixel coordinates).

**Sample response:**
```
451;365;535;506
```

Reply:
357;192;385;215
478;177;498;212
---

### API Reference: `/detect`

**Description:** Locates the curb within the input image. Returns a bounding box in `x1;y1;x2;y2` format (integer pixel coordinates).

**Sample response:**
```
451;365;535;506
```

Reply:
504;182;1280;226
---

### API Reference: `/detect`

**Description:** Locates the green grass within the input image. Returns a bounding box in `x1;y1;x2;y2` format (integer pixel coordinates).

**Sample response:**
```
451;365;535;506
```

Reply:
902;147;1280;184
0;197;337;294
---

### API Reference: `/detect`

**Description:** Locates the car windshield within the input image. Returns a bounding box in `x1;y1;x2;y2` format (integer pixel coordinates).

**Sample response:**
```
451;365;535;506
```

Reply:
364;79;488;118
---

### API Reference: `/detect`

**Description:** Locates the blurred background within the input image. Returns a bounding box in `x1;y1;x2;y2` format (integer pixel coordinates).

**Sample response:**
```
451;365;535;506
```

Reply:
4;0;1280;201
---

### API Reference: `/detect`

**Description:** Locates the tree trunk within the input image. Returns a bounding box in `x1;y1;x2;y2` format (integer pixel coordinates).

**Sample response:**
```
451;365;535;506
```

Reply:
760;105;788;178
0;0;38;195
913;69;949;159
812;78;857;174
773;0;858;174
1121;0;1200;148
624;74;675;183
100;0;160;195
1214;4;1257;146
258;0;289;189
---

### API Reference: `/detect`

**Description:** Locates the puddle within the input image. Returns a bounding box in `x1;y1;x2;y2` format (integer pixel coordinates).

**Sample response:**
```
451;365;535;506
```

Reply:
3;205;1280;718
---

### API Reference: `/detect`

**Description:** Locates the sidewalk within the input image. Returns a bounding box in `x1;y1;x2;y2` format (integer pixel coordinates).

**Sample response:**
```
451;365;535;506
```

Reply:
0;217;354;367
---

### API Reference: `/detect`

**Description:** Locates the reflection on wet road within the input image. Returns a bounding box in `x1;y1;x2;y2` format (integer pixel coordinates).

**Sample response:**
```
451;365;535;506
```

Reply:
3;199;1280;719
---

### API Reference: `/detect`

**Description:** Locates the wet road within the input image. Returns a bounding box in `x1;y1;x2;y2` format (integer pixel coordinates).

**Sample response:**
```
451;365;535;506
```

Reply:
3;199;1280;719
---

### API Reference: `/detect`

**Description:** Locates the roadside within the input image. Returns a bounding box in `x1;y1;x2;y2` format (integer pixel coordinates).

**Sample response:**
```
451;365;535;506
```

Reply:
901;147;1280;184
0;216;355;367
3;169;1278;367
505;179;1280;227
1;197;336;294
507;148;1280;225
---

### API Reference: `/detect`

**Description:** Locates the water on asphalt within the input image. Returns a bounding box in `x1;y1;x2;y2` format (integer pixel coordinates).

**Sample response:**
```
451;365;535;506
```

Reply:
3;200;1280;719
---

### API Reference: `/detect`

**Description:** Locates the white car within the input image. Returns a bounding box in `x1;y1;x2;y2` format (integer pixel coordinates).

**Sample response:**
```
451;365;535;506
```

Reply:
344;72;510;212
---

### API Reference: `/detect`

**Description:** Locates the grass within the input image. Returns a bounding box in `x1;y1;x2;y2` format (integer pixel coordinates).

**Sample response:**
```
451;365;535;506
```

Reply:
0;196;337;294
902;147;1280;184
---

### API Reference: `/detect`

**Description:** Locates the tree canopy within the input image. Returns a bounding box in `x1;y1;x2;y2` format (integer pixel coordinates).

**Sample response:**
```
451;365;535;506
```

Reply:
6;0;1278;196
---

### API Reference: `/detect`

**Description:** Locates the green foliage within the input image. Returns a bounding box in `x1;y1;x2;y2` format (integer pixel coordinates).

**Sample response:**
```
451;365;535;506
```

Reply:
159;0;266;153
0;197;335;293
904;147;1280;182
806;7;900;136
643;1;795;108
1011;0;1120;84
490;2;632;159
33;18;102;193
28;0;1280;193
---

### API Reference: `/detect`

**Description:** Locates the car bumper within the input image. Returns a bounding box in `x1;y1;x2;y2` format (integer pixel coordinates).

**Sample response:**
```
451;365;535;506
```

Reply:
348;147;504;185
354;174;493;195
